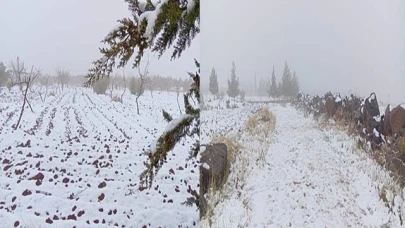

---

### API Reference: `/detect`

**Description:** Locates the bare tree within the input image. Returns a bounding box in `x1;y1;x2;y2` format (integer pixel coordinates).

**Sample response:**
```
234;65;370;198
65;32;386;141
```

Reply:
174;79;182;114
135;58;149;115
120;71;127;103
9;57;39;130
37;74;50;103
146;75;156;98
56;67;70;91
108;73;118;100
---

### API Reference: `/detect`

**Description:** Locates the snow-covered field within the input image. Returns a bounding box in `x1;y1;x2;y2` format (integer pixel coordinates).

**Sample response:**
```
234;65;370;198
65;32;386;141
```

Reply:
201;96;405;228
0;86;199;227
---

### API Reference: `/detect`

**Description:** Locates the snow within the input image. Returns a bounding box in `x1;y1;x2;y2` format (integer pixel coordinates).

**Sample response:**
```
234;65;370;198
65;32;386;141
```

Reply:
0;86;199;227
202;163;210;170
163;114;192;134
138;0;169;40
200;95;404;227
373;115;381;122
186;0;196;13
335;96;342;102
373;128;380;137
369;93;376;101
150;114;192;154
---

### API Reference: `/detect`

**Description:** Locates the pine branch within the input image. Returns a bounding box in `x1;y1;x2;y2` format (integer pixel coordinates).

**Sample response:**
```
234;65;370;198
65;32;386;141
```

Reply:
139;60;200;188
85;0;199;87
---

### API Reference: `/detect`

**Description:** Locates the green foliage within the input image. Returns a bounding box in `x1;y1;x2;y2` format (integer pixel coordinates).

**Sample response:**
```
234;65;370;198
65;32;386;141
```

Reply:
209;67;219;96
227;61;240;99
140;59;200;188
162;109;173;122
84;0;200;86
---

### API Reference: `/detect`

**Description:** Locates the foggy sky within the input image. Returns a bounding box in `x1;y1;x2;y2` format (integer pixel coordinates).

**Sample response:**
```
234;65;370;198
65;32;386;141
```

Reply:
0;0;199;78
202;0;405;104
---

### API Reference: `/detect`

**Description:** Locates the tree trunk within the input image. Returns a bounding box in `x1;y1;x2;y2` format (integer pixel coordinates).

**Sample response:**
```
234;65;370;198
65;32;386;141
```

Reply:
136;96;140;115
15;86;28;130
177;93;182;114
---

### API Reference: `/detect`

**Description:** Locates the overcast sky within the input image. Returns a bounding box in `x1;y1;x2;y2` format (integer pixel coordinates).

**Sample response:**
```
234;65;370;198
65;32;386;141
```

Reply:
0;0;199;78
202;0;405;104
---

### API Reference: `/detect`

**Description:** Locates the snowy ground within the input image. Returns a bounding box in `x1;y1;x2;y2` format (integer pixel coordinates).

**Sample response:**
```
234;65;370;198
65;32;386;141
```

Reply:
201;96;405;228
0;86;199;227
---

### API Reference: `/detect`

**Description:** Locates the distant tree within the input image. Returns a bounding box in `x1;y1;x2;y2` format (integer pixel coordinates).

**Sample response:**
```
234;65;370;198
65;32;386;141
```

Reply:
281;61;292;98
93;77;110;95
291;71;299;97
37;74;50;103
129;77;138;95
209;67;219;97
269;66;277;99
0;62;8;87
56;67;70;91
227;61;240;101
277;82;282;99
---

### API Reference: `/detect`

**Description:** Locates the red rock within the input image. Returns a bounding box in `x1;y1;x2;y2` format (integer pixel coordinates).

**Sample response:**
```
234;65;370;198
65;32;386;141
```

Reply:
4;165;13;171
67;214;77;220
22;189;32;196
45;218;53;224
28;172;44;181
98;182;106;188
98;193;105;202
77;210;85;217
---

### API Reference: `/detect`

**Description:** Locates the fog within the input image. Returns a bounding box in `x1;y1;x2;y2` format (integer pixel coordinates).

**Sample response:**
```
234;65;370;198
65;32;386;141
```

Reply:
0;0;199;78
202;0;405;104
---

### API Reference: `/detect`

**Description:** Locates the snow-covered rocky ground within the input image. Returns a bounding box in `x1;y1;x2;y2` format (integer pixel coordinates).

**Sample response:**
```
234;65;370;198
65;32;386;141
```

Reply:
201;96;405;228
0;86;199;227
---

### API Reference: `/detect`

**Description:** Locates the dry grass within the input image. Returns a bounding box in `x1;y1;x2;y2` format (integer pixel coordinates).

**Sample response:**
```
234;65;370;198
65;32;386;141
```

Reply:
245;108;276;137
111;95;123;103
398;137;405;156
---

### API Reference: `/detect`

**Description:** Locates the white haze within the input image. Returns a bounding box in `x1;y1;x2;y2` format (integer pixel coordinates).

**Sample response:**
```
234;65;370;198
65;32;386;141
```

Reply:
0;0;199;78
202;0;405;104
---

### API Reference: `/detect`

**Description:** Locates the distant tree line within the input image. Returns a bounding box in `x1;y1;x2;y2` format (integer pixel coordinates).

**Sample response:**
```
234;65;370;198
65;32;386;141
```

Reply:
209;61;299;100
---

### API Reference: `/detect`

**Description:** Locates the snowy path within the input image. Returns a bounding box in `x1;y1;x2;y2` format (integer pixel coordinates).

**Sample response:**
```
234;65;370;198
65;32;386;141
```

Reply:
204;104;403;228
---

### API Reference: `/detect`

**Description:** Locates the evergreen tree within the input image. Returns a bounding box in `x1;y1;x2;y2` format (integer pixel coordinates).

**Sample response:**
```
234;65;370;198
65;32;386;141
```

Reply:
281;61;292;98
227;61;240;101
269;66;277;99
291;71;299;97
277;82;282;99
0;62;8;87
83;0;200;188
209;67;219;97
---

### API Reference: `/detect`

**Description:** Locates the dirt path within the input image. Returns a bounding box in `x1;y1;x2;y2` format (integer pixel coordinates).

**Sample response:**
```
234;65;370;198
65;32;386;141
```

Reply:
203;104;403;228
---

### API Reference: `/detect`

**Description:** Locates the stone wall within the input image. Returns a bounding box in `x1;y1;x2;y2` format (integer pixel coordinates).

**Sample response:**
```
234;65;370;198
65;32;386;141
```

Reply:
293;91;405;183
